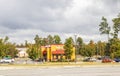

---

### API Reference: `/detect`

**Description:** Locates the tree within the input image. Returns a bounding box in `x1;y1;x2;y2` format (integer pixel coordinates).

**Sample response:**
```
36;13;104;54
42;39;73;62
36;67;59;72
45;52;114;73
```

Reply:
88;40;96;57
25;40;28;47
79;43;86;56
34;35;40;45
96;41;106;56
41;38;48;46
80;40;96;57
112;13;120;38
27;35;42;59
5;43;18;58
109;38;120;59
0;37;18;58
27;44;38;60
84;45;94;57
99;16;111;41
3;36;9;44
64;37;74;60
47;35;54;45
76;37;83;54
54;35;61;44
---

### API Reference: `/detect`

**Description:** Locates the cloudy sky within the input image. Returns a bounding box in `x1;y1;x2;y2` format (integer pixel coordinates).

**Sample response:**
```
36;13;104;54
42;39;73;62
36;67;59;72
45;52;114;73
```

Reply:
0;0;120;44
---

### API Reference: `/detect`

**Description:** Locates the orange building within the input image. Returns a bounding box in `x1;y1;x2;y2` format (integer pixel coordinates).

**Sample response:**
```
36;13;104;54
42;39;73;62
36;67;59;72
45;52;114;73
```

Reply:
41;44;75;62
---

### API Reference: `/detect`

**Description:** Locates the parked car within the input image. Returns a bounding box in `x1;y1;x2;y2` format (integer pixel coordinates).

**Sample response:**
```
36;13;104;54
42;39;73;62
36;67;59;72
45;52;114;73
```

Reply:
102;57;112;63
89;58;97;62
0;58;14;63
83;57;97;62
114;58;120;62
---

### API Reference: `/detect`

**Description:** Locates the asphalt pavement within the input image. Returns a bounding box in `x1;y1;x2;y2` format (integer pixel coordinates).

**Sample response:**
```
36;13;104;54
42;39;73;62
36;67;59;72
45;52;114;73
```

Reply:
0;66;120;76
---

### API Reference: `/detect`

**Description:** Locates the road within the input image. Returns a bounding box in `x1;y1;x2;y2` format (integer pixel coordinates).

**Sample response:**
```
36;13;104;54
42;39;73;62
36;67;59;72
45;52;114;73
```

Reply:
0;66;120;76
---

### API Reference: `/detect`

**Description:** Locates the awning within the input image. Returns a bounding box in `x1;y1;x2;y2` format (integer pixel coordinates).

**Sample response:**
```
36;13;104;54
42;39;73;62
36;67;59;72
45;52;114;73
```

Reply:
52;50;64;54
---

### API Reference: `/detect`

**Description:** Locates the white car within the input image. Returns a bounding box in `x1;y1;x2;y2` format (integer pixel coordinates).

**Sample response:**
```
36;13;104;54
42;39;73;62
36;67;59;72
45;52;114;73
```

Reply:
89;58;97;62
0;58;14;63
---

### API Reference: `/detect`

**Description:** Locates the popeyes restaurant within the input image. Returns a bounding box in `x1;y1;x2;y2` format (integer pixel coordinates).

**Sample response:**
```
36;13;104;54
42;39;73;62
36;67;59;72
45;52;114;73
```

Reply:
41;44;75;62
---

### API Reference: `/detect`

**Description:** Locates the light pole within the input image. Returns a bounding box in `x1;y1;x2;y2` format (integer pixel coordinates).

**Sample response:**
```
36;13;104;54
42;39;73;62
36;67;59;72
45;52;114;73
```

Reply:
74;34;77;63
96;44;98;58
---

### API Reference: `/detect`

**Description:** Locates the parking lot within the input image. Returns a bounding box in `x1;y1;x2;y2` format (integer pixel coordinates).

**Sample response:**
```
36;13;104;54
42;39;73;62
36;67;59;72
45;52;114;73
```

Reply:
0;66;120;76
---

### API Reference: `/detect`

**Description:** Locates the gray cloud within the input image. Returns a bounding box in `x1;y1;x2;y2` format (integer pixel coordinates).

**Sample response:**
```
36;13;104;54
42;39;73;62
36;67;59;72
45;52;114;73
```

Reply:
0;0;72;29
0;0;120;44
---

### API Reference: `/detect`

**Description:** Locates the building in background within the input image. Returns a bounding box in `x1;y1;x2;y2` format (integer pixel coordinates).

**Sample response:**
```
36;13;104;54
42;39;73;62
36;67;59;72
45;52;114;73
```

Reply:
16;47;28;58
41;44;75;62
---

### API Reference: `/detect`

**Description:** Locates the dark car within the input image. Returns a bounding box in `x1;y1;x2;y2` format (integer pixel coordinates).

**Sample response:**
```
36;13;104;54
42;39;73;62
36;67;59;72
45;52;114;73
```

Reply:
114;58;120;62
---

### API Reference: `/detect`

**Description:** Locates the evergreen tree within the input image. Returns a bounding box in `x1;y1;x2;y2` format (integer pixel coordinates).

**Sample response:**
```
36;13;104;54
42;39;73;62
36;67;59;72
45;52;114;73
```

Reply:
64;37;74;60
112;13;120;38
76;37;83;54
47;35;54;44
99;16;111;41
54;35;61;44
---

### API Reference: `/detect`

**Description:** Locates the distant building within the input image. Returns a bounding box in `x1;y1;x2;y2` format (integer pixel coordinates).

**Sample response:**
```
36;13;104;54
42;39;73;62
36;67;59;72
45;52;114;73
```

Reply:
41;44;75;61
16;47;28;58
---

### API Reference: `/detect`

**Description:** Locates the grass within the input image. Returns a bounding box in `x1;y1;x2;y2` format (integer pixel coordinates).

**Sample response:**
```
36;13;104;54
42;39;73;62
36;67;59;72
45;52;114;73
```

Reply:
1;62;120;68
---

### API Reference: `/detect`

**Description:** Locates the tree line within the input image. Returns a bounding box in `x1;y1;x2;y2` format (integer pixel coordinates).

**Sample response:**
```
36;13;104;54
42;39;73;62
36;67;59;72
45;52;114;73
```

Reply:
75;13;120;59
26;34;105;60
